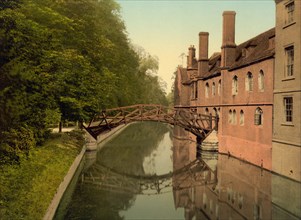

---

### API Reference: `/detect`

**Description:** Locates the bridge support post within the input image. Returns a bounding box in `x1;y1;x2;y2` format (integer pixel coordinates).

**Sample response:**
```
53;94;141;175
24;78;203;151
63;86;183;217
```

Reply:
84;131;98;151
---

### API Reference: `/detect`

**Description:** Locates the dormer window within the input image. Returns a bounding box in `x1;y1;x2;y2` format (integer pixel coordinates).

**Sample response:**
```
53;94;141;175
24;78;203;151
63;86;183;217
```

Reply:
286;1;295;24
242;43;256;58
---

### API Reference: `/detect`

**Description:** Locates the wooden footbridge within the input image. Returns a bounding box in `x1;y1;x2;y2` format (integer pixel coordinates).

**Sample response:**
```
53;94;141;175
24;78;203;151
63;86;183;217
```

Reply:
83;104;218;142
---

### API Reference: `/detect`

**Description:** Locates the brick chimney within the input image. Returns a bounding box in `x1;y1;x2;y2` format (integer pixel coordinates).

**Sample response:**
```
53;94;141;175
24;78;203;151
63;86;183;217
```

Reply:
221;11;236;69
187;45;196;69
198;32;209;77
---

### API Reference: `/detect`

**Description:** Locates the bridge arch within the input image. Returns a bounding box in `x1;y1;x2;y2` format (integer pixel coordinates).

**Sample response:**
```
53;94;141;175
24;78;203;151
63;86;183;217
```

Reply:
83;104;218;142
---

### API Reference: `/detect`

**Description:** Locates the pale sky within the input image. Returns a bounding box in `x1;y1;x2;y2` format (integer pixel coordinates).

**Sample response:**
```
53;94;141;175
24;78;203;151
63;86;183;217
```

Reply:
117;0;275;93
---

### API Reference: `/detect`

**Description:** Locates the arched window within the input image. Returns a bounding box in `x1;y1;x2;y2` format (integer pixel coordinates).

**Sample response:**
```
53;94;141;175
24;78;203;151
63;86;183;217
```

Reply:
218;80;221;95
240;110;244;126
212;82;216;96
213;107;218;116
232;76;238;95
205;83;209;98
233;110;237;125
228;110;232;124
246;72;253;91
205;108;209;115
254;107;263;125
258;70;264;91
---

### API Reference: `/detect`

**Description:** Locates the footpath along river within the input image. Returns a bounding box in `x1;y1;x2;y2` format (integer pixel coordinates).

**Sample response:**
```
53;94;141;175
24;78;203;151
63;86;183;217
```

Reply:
54;122;301;220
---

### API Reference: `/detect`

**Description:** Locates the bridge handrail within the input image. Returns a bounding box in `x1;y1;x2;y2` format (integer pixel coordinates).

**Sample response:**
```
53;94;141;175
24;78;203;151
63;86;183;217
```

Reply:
84;104;219;140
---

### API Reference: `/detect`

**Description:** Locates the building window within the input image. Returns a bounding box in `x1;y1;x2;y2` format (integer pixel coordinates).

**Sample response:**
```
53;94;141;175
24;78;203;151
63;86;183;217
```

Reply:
218;80;221;96
194;81;198;99
258;70;264;91
205;82;209;98
213;107;218;117
284;97;293;122
254;107;263;125
191;81;198;99
212;82;216;96
205;108;209;115
240;110;244;126
246;72;253;91
233;110;237;125
232;76;238;95
285;46;294;77
228;110;232;124
253;204;262;220
286;1;295;24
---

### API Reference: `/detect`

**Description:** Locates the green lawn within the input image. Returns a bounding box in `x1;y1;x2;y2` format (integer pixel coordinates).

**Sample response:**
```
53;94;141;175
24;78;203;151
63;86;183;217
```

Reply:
0;130;84;220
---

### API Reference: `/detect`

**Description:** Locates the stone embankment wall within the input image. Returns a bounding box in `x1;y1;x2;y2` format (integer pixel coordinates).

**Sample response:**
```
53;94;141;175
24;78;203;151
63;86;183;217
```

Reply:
43;124;130;220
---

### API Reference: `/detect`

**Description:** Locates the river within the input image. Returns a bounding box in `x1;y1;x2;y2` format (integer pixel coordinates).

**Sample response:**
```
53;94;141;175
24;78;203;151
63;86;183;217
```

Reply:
54;122;301;220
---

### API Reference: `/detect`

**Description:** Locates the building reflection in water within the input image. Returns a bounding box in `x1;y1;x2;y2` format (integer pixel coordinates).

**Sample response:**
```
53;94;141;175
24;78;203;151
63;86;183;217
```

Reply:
172;126;301;220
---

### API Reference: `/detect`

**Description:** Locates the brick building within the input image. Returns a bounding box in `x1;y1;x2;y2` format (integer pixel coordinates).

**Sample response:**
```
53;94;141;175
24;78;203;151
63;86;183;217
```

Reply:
174;1;300;181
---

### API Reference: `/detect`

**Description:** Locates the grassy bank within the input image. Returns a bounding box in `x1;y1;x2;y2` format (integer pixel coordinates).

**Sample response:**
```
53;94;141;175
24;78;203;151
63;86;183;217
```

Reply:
0;130;85;220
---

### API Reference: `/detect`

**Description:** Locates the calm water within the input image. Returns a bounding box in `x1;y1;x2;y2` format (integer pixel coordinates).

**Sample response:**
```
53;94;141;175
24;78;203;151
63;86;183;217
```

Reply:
55;122;301;220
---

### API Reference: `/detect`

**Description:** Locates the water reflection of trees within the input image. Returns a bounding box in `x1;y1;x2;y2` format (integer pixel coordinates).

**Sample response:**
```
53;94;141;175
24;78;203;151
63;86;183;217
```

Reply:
63;122;169;220
96;122;169;175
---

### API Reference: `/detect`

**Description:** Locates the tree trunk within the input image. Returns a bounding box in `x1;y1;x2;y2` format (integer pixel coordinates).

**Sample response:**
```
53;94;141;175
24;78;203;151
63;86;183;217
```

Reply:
59;121;62;133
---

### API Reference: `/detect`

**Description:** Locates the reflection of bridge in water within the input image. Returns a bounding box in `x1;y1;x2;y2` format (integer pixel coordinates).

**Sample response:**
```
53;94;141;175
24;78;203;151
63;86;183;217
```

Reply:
83;104;218;142
81;159;217;195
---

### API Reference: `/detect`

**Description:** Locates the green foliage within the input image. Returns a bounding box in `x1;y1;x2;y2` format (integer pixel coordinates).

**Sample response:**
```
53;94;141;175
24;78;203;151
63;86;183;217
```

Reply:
0;130;84;220
0;126;36;164
0;0;168;164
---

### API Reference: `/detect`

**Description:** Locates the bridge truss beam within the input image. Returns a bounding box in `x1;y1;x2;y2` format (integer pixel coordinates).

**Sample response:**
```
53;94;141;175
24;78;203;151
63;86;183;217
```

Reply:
83;104;218;142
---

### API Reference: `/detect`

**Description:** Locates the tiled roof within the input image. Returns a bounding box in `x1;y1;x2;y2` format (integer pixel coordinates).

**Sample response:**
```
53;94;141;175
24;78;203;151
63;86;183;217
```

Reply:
229;28;275;70
180;27;275;82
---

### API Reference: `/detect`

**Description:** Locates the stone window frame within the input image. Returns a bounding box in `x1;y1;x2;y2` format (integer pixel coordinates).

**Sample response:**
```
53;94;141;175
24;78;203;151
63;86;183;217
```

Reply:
285;1;295;25
285;45;294;78
258;70;264;91
212;82;216;96
284;96;293;123
228;109;232;124
205;107;209;115
190;81;198;100
218;79;221;96
232;109;237;125
194;81;198;99
240;110;244;126
205;82;209;98
254;107;263;126
245;72;253;92
232;75;238;95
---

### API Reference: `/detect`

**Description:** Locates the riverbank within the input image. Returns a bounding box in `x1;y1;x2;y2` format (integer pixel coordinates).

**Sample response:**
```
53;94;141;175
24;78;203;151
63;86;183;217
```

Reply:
0;130;85;220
